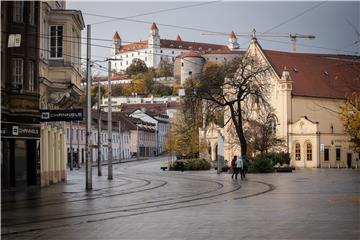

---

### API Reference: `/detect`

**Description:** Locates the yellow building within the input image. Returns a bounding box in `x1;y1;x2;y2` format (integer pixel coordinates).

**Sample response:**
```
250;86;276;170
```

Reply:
224;38;360;168
38;1;85;186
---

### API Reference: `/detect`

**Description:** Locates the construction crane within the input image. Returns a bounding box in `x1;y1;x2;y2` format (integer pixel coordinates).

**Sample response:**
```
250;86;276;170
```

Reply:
202;29;315;52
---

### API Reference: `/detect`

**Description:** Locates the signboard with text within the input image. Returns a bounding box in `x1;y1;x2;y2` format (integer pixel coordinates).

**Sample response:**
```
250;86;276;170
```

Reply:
1;123;40;139
40;109;83;122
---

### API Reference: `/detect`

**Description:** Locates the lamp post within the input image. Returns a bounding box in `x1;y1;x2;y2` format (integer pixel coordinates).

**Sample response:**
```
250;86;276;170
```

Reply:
107;59;113;180
137;122;140;161
97;72;102;176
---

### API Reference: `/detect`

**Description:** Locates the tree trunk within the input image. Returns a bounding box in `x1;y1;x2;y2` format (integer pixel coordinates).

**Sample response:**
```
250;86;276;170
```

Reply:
229;100;247;158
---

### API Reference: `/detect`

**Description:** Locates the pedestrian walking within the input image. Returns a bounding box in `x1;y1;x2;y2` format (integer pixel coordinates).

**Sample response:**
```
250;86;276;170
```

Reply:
236;156;244;180
243;156;248;180
231;156;237;179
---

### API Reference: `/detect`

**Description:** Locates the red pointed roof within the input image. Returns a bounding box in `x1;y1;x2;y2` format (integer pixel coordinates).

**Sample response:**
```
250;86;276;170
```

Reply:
176;34;182;41
229;31;237;39
150;22;158;30
113;31;121;40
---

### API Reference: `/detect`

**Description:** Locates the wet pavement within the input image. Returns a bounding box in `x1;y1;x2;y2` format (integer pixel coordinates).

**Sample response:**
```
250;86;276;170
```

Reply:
2;157;360;240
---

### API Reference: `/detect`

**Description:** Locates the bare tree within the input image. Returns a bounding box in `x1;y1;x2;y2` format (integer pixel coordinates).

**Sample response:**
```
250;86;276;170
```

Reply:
196;55;271;158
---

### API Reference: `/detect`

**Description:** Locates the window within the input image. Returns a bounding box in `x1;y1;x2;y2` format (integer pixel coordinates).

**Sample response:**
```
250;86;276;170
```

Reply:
50;25;63;58
81;130;84;141
181;62;184;67
295;143;300;161
324;148;329;161
13;1;24;22
336;148;341;161
29;1;35;25
306;143;312;161
12;58;23;86
28;61;34;91
172;51;174;54
160;50;163;53
188;71;192;76
67;128;70;140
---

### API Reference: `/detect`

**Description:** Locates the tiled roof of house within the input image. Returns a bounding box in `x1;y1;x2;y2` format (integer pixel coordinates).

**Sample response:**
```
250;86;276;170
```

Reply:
120;103;168;115
94;73;130;82
263;50;360;99
178;50;204;59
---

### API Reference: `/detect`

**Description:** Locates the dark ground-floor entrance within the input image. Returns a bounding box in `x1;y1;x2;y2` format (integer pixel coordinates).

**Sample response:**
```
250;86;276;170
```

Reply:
1;139;39;190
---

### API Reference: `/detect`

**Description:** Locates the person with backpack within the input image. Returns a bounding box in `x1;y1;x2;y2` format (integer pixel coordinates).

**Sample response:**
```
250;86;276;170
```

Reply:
231;156;237;179
236;156;244;180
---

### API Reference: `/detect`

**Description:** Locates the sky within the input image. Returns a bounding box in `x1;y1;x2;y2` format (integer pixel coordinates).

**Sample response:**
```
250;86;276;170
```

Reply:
67;1;360;73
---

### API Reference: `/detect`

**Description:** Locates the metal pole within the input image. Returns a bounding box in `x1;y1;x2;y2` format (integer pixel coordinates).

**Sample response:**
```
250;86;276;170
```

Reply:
70;120;73;171
85;24;92;190
97;74;102;176
107;59;113;180
77;121;80;170
137;122;139;160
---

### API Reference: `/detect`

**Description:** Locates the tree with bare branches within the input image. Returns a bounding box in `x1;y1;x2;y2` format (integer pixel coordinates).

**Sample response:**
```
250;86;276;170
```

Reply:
195;55;271;158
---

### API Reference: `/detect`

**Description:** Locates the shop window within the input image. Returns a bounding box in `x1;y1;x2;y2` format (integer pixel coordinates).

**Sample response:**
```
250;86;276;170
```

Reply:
295;143;300;161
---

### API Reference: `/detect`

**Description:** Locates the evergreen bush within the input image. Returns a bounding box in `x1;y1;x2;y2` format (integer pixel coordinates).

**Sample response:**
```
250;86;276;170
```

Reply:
169;158;211;171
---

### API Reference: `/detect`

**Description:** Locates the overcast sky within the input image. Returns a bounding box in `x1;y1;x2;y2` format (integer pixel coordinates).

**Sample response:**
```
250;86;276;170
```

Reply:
67;1;360;73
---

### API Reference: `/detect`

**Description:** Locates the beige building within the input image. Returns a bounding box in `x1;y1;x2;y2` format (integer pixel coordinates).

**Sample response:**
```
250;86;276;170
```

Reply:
223;38;360;168
38;1;85;186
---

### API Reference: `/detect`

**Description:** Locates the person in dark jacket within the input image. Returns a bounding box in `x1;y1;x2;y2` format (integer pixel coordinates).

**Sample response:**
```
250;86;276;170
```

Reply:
231;156;237;179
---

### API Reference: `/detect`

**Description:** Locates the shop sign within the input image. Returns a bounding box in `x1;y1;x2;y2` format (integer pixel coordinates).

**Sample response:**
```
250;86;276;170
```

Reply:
1;123;40;138
40;109;83;122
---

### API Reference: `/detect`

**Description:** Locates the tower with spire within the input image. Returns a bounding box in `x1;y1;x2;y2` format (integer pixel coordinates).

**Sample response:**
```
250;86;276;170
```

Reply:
148;22;160;48
228;31;240;50
112;31;121;55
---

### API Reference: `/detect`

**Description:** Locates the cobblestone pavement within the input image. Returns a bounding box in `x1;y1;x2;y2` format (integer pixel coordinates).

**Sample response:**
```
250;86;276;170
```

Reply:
2;157;360;240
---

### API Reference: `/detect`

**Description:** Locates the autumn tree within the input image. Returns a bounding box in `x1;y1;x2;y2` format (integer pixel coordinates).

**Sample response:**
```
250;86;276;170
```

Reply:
156;59;174;78
196;55;271;158
125;59;148;77
340;92;360;153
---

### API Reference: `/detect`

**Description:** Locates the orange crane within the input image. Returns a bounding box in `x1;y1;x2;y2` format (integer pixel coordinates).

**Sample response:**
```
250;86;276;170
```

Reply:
202;29;315;52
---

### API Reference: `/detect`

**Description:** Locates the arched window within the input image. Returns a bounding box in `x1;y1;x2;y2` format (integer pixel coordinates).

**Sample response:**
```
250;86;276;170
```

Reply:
306;143;312;161
295;143;301;161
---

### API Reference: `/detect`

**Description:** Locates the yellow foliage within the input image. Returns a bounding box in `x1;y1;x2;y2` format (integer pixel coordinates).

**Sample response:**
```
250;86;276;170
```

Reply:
340;92;360;152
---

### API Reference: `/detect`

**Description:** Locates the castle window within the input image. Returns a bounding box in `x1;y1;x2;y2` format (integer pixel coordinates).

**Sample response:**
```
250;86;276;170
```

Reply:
189;71;192;76
50;25;63;58
306;143;312;161
295;143;300;161
181;62;184;67
172;51;174;54
160;50;163;53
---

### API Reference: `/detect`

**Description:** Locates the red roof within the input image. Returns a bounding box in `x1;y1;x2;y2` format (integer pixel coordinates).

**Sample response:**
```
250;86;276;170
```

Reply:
229;31;237;39
119;40;148;52
179;50;204;59
176;35;182;41
120;103;168;115
94;72;130;82
151;22;158;30
113;31;121;40
160;39;229;51
263;50;360;99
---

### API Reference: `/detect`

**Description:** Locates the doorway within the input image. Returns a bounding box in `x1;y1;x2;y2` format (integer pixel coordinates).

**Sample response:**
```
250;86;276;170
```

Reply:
347;153;352;168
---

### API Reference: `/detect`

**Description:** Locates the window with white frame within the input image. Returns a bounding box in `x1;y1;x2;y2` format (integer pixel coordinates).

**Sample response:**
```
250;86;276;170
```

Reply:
295;143;301;161
13;1;24;22
29;1;35;25
12;58;23;86
50;25;63;58
306;143;312;161
28;61;34;91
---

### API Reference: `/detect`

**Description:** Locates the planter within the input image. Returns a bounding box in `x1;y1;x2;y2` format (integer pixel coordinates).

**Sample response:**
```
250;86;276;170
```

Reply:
276;167;293;173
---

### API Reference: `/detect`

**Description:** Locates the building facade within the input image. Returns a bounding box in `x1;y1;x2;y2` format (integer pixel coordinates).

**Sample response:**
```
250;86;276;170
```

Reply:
1;1;41;189
110;23;241;72
223;38;360;168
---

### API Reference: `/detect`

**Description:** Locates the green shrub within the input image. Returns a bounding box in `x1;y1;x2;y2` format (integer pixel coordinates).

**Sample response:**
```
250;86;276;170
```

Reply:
249;155;275;173
169;158;211;171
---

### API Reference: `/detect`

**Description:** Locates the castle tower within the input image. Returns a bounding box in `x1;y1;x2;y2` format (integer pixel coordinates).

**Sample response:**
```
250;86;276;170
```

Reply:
148;22;160;48
228;31;239;50
112;31;121;55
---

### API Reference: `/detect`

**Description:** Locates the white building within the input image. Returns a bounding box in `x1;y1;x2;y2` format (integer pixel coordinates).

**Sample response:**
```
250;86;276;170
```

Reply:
110;23;241;72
